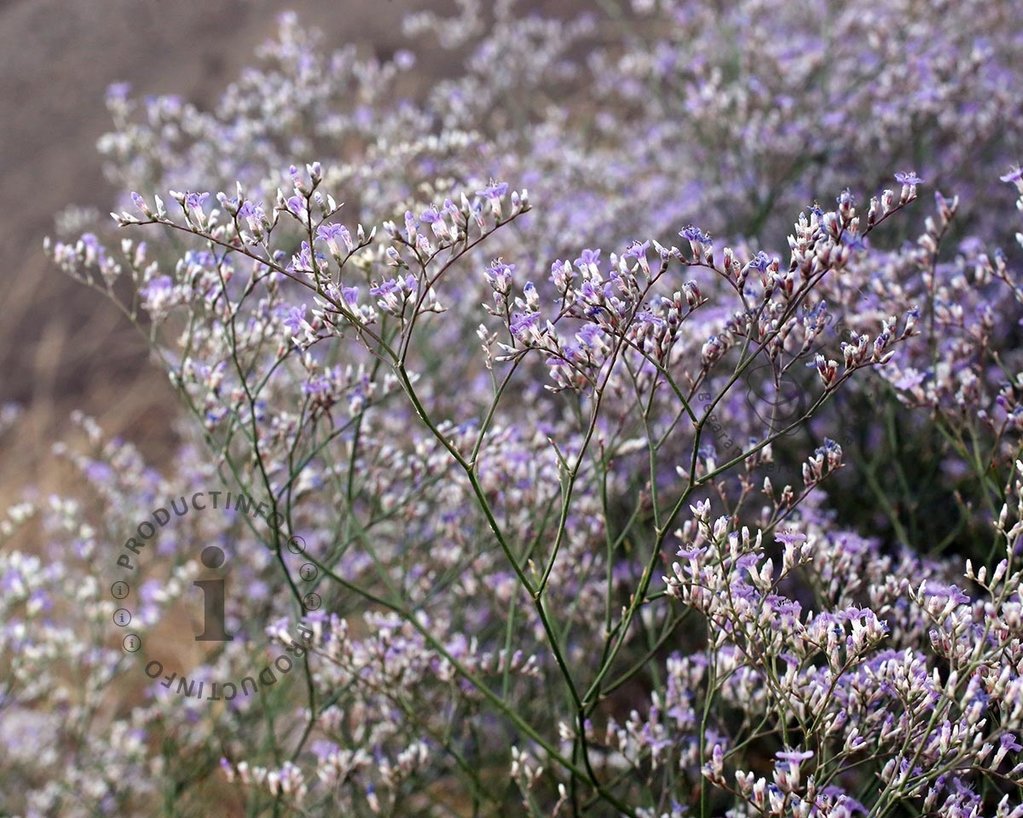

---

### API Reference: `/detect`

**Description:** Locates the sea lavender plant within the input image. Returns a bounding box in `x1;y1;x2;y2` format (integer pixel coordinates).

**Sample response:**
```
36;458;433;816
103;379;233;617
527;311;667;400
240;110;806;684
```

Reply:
4;3;1023;816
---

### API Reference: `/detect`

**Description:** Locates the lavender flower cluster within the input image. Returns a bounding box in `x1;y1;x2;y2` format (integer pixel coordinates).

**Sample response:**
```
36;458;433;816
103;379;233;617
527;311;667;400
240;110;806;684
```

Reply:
5;1;1023;815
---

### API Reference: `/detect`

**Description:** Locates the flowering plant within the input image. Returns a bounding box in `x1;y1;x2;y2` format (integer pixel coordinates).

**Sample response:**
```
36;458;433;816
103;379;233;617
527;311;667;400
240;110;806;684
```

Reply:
5;2;1023;816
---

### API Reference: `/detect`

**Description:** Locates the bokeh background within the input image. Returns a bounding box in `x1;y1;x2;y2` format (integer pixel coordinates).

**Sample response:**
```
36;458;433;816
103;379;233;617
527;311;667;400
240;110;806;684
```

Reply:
0;0;452;499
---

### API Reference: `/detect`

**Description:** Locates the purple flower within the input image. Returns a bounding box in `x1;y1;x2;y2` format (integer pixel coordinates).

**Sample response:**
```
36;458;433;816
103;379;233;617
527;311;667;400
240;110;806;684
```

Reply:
303;374;333;399
371;279;401;297
105;82;132;100
275;304;306;335
316;223;344;242
475;181;508;200
574;248;601;268
892;369;926;390
749;251;771;272
184;191;209;211
140;276;173;300
394;49;416;70
510;311;541;337
621;240;650;260
894;171;923;186
775;530;807;546
1000;166;1023;184
238;201;263;221
680;225;712;245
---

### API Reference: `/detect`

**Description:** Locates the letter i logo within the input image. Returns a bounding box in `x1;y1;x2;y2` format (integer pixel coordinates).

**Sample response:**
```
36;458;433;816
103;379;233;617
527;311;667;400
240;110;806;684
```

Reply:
194;545;234;642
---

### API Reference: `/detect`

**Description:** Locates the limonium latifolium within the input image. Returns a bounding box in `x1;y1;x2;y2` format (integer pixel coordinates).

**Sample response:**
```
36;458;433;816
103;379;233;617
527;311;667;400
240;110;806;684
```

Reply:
5;1;1023;815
